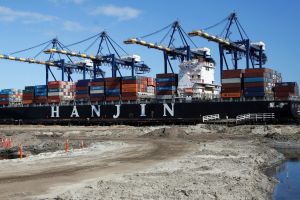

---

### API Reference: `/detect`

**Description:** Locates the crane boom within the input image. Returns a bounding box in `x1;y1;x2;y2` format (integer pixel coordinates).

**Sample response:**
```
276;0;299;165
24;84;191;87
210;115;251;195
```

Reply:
189;30;264;58
44;48;99;60
124;38;188;57
0;53;55;66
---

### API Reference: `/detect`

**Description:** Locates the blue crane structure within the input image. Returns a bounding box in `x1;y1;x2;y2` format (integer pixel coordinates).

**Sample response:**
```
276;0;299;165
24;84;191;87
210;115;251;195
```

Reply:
0;38;104;85
189;12;267;73
44;31;150;79
124;21;211;74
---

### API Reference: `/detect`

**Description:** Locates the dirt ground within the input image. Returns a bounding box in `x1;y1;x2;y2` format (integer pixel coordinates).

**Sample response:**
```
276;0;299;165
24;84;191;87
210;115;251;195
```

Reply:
0;124;299;200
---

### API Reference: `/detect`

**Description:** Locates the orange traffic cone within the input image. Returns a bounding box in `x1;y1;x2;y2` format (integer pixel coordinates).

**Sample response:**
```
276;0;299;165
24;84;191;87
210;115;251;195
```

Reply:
19;144;23;159
5;138;8;149
9;138;12;149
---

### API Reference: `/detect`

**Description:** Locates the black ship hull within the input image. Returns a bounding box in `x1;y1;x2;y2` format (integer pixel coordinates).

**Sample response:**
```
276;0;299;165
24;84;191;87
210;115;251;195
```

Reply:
0;100;299;125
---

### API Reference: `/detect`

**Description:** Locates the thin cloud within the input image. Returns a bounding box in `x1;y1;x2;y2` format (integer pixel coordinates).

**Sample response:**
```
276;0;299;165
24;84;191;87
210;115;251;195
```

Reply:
0;6;57;24
91;5;142;21
63;20;85;32
49;0;87;5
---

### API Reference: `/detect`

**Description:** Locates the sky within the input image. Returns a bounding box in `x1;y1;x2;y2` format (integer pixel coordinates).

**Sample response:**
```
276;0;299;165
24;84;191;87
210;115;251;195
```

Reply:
0;0;299;89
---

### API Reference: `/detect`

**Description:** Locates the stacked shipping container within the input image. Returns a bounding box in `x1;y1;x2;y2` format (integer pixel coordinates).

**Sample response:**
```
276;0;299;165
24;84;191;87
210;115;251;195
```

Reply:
34;85;47;104
121;76;147;101
221;69;243;98
48;81;75;103
274;82;299;100
105;77;121;101
243;68;275;98
75;79;91;102
156;73;178;99
90;78;105;102
22;86;35;105
0;89;22;105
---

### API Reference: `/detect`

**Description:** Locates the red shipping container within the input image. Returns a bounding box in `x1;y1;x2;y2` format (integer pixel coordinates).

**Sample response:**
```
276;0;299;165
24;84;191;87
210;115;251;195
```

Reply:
221;88;241;93
121;92;138;97
156;82;177;86
156;73;178;78
221;69;243;79
106;96;120;101
122;96;138;101
156;91;176;95
90;82;105;86
75;94;89;98
90;97;105;102
221;83;241;88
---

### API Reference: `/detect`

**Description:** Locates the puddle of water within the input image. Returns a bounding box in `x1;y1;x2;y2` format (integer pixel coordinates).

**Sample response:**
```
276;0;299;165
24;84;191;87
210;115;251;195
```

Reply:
268;149;300;200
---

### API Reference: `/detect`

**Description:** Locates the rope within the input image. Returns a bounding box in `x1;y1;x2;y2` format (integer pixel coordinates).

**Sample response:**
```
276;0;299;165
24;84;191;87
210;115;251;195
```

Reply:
33;43;51;59
107;35;129;55
65;32;101;47
84;36;100;53
9;39;52;55
138;22;173;39
203;16;229;31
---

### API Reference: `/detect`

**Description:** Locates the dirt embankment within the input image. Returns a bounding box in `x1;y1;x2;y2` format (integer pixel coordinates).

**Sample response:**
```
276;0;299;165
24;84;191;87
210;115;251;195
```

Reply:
0;124;298;199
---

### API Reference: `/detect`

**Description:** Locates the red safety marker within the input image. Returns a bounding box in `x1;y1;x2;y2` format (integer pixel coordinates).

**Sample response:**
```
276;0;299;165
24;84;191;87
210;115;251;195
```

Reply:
19;144;23;159
65;139;69;154
9;137;12;149
5;138;8;149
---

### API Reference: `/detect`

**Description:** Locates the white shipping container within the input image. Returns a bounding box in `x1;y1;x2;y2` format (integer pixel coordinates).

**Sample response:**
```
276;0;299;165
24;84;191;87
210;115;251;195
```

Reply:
90;90;104;94
221;78;241;84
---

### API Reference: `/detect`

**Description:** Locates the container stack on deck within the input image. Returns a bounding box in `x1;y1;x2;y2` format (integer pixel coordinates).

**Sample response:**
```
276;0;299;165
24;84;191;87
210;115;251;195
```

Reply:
34;85;47;104
75;79;91;103
146;77;156;96
221;69;243;99
0;89;22;105
274;82;299;100
105;77;121;101
48;81;75;104
90;78;105;102
121;76;147;101
156;73;178;99
22;86;35;105
243;68;278;99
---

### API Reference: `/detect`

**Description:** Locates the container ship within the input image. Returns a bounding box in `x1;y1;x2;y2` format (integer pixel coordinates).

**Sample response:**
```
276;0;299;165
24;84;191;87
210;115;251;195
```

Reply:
0;13;299;125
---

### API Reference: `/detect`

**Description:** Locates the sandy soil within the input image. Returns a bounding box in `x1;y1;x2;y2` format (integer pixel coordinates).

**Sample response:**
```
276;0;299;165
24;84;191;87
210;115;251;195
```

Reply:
0;124;299;200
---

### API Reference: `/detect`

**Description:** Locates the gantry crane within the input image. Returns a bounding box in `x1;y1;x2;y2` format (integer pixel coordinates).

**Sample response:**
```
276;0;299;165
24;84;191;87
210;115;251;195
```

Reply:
0;38;104;85
44;31;150;79
124;21;211;74
188;12;267;73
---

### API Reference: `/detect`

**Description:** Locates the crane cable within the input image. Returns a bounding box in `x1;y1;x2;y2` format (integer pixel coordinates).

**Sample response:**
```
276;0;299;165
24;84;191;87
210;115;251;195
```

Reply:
65;32;101;48
138;22;173;39
9;39;53;55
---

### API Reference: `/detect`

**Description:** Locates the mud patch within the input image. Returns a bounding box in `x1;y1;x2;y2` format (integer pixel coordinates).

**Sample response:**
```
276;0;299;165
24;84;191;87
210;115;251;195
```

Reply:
141;127;189;139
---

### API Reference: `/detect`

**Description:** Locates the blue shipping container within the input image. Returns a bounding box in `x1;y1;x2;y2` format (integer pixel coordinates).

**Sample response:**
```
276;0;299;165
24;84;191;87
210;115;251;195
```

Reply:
90;94;105;97
76;90;89;95
156;86;177;91
156;78;176;83
244;77;267;83
244;92;266;97
90;86;104;90
244;87;265;93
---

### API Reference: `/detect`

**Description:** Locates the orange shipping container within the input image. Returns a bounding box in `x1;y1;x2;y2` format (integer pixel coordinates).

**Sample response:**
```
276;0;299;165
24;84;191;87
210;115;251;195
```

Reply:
221;92;241;98
22;100;33;104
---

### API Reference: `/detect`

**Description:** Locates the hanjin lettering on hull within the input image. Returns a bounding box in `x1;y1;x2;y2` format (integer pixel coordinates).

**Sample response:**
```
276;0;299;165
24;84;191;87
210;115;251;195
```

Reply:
51;103;175;118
